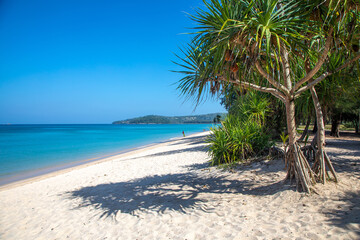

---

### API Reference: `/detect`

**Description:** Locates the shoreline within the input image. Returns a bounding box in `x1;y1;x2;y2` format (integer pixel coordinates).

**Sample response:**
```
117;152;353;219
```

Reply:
0;131;210;191
0;131;359;239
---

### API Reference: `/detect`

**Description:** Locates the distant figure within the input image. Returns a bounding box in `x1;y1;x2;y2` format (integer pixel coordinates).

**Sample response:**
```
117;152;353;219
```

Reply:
182;131;185;137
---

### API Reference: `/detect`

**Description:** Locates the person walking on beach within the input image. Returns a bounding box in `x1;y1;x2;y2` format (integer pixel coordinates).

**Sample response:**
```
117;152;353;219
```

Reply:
182;131;185;137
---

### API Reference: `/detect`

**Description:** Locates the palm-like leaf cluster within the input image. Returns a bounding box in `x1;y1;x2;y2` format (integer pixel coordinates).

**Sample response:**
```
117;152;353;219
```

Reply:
175;0;359;102
175;0;360;192
207;92;272;165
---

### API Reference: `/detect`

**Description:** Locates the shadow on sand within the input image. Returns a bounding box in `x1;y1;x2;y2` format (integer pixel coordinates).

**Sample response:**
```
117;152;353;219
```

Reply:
168;134;210;146
326;136;360;178
124;145;209;162
324;133;360;233
121;135;210;161
66;160;288;218
324;191;360;235
66;131;359;229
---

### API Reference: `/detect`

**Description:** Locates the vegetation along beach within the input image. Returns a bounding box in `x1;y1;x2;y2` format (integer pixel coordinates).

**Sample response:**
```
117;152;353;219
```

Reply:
1;0;360;239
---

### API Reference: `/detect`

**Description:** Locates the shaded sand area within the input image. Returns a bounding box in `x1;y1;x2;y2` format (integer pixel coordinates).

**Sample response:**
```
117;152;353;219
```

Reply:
0;131;359;239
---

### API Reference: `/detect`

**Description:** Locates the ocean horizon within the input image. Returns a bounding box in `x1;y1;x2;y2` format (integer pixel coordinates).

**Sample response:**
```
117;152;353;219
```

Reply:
0;124;214;185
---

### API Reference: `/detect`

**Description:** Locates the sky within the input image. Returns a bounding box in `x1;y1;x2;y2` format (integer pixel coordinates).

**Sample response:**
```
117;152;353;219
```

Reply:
0;0;226;124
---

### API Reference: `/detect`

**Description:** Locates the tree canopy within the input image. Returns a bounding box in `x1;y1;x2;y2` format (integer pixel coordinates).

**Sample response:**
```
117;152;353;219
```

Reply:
176;0;360;192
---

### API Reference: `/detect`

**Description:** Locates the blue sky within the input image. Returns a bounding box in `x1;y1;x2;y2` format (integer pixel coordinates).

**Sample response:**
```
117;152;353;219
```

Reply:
0;0;225;124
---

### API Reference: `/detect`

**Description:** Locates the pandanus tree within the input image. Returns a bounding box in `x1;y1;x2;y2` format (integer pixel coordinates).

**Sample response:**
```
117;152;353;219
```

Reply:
176;0;360;192
312;52;360;137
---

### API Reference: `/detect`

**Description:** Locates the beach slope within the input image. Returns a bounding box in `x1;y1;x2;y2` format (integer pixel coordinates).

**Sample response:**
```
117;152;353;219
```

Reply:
0;132;359;239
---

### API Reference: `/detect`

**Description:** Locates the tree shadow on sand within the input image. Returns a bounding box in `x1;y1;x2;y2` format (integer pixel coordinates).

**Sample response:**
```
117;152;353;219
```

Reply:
124;145;209;162
66;160;288;218
324;191;360;235
325;136;360;178
66;131;360;221
168;135;209;146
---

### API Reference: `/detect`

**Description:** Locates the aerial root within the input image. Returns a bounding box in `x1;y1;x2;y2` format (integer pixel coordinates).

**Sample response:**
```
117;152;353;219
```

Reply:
286;143;316;193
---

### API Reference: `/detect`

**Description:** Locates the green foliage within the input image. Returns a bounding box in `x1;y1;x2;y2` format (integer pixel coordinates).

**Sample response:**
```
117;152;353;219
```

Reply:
280;132;289;145
280;131;289;152
344;121;355;129
112;113;226;124
174;0;360;117
213;114;222;124
229;91;270;125
226;90;286;137
173;0;359;191
207;93;272;165
304;135;310;146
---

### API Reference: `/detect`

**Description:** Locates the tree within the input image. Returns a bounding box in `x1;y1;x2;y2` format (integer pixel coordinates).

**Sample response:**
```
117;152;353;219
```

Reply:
329;73;360;136
306;51;360;137
213;114;222;123
176;0;360;192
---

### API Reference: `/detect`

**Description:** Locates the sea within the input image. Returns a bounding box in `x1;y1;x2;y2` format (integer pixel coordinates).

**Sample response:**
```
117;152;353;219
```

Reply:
0;124;213;185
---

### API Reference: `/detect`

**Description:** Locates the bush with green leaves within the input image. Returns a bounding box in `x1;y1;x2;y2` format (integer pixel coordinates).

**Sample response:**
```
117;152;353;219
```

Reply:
207;92;272;166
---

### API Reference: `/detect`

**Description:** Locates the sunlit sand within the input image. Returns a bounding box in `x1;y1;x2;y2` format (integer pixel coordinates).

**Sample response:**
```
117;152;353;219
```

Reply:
0;132;359;239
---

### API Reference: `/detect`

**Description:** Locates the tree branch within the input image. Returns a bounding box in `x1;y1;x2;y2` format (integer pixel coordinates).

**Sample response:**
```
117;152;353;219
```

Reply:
334;52;360;73
280;45;292;90
220;77;286;102
255;61;290;96
295;52;360;97
294;29;333;91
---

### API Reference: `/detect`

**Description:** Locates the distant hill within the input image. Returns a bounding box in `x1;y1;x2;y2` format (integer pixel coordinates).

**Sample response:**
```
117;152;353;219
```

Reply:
112;113;226;124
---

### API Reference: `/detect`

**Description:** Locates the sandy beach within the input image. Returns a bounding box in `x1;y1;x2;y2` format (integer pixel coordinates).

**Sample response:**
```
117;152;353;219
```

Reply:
0;131;359;239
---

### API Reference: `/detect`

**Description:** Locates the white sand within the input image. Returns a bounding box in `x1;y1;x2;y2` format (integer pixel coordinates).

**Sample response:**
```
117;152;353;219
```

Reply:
0;131;359;239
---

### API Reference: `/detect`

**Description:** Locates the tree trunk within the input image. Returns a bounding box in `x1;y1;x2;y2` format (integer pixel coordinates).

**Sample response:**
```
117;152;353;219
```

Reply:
330;113;340;137
283;51;315;193
310;87;338;183
312;117;318;133
285;99;297;146
356;110;360;134
284;98;315;193
298;114;311;142
322;106;328;126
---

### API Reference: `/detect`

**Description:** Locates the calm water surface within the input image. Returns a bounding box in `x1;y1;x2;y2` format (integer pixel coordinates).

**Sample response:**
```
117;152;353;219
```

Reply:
0;124;213;182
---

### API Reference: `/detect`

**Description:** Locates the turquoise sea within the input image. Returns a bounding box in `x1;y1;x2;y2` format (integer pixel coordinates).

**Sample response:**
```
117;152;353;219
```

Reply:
0;124;213;185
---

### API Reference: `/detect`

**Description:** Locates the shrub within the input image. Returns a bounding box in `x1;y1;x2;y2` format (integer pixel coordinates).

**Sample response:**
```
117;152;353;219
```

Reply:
207;92;272;166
